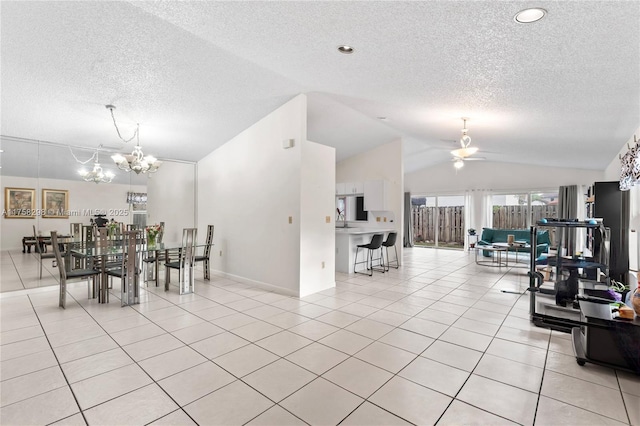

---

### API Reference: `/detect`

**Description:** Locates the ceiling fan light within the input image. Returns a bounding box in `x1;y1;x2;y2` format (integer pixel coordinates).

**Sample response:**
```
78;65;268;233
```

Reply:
451;146;478;158
454;159;464;169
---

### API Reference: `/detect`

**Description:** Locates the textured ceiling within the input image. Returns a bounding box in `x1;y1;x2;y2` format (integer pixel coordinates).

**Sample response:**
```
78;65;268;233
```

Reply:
1;1;638;177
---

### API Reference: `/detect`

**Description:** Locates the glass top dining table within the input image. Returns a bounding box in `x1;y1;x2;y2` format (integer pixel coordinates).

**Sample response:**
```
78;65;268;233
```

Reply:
63;238;208;306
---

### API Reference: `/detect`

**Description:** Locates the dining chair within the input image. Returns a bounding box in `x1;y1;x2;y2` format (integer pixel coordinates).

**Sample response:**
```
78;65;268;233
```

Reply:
73;224;96;269
194;225;214;280
143;222;165;286
51;231;101;309
33;225;55;279
70;222;82;239
165;228;197;294
106;230;142;306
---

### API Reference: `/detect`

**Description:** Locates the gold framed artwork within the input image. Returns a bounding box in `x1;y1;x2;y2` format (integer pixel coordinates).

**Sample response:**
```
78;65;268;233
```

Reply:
3;187;36;218
42;189;69;218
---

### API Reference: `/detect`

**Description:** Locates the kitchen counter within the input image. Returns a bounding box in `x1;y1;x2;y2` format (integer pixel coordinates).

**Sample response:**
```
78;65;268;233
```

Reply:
335;228;395;273
335;227;395;235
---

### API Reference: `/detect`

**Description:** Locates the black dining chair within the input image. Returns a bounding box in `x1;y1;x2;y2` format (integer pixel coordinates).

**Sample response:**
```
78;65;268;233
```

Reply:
33;225;55;279
194;225;214;280
382;232;399;271
353;233;385;276
51;231;101;309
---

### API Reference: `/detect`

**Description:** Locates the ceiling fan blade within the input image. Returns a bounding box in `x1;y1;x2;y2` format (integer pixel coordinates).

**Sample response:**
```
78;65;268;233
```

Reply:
464;157;487;161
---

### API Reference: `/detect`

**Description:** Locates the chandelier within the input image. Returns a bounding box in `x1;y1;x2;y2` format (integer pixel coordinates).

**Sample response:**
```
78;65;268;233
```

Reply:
106;105;162;174
71;145;115;184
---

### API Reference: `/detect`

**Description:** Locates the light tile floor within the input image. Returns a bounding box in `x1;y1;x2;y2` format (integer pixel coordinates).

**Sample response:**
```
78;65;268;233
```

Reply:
1;248;638;425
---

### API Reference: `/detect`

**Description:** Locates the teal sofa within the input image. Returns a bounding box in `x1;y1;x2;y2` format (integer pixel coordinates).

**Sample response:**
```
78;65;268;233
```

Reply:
477;228;550;257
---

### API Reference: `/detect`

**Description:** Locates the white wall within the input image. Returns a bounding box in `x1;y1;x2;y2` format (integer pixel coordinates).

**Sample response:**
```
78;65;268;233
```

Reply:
0;175;145;250
336;139;404;258
146;161;196;243
300;140;335;296
198;94;334;296
405;161;603;194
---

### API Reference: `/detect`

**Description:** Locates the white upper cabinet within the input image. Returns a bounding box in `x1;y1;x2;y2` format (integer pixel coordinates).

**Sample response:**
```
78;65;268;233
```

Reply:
349;182;364;194
364;179;389;211
336;181;364;195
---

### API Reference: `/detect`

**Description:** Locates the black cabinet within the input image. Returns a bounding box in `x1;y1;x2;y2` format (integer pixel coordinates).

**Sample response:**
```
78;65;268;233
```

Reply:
593;181;629;284
572;301;640;373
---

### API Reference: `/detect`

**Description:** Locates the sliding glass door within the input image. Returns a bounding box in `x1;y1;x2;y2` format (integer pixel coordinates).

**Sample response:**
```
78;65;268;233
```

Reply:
411;195;465;249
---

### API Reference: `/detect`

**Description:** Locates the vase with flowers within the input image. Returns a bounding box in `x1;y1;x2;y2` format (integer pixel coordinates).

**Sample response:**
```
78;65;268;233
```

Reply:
106;221;119;240
146;224;161;246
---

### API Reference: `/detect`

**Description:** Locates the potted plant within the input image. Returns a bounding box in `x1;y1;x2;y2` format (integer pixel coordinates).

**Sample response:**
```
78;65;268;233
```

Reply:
468;228;477;248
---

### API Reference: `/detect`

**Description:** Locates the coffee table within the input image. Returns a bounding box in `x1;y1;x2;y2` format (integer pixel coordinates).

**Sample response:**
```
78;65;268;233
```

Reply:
493;242;531;266
475;245;508;267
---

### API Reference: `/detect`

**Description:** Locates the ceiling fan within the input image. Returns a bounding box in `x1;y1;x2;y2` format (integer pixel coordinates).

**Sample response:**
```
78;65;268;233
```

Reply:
451;117;485;168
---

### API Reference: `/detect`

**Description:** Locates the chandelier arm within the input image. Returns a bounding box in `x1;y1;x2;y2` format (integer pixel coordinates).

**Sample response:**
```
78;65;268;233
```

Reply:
108;106;139;144
68;145;97;165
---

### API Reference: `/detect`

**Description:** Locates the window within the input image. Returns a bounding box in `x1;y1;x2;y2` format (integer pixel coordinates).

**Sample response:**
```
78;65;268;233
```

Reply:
491;191;558;229
127;192;147;229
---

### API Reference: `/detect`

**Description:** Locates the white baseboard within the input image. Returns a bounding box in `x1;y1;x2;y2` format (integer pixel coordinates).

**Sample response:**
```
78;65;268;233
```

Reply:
212;269;300;297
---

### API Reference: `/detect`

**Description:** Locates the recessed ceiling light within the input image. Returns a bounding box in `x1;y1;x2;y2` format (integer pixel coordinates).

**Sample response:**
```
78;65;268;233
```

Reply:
514;8;546;23
377;116;388;121
337;45;354;54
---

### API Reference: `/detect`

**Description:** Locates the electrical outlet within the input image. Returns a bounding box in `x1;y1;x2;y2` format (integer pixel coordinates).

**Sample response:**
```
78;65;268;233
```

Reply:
384;217;387;222
219;250;222;256
289;216;293;224
376;217;381;222
321;261;325;269
325;216;330;223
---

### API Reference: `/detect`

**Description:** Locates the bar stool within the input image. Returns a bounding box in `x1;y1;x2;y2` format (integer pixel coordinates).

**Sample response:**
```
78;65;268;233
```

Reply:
382;232;399;271
353;233;385;276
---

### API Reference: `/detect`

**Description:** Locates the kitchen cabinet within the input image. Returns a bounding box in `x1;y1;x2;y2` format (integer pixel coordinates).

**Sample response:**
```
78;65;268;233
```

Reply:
364;179;389;211
336;181;363;196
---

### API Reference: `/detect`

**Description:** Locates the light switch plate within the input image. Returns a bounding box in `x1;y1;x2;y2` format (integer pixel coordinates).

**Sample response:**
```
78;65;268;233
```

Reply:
325;216;331;223
288;216;293;224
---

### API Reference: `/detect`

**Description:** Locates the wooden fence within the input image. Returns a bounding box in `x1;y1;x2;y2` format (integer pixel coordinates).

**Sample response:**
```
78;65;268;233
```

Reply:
412;205;558;245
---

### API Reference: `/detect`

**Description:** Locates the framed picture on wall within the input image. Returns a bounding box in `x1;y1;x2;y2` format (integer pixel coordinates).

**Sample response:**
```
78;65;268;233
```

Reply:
42;189;69;218
3;187;36;218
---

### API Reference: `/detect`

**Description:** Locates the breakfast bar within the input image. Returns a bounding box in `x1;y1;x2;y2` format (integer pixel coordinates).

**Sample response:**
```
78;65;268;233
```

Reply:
335;227;395;273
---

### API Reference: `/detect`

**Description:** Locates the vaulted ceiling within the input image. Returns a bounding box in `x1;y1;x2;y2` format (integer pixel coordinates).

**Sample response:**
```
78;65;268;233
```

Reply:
1;1;638;178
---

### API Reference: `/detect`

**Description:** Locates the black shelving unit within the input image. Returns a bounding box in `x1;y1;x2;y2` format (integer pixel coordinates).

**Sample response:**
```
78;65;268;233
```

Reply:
594;181;629;284
528;220;610;332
